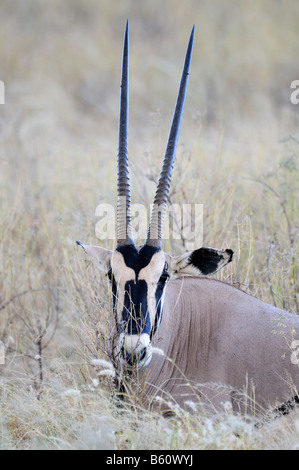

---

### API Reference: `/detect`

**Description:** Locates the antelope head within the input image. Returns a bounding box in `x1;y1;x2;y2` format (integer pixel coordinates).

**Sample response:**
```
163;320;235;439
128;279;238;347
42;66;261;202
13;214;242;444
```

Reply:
77;22;233;369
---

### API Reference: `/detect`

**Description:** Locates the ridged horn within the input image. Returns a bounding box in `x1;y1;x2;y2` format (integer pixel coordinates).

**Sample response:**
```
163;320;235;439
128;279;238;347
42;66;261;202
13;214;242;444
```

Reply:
145;26;194;248
117;20;134;246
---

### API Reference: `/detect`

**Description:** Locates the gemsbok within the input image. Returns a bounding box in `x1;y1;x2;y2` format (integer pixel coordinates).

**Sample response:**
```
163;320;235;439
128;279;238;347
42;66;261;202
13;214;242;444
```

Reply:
77;22;299;417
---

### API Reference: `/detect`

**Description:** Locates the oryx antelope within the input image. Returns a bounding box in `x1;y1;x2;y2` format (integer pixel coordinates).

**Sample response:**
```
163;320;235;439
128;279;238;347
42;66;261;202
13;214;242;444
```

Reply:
77;22;299;416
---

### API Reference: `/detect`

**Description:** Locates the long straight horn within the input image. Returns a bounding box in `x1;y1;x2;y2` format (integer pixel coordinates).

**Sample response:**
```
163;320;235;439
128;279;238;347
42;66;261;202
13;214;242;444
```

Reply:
117;20;134;246
145;26;195;248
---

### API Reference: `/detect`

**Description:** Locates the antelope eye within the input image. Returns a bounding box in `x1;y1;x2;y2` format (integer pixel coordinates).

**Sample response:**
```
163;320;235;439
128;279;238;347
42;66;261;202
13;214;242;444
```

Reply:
158;271;170;284
106;268;113;281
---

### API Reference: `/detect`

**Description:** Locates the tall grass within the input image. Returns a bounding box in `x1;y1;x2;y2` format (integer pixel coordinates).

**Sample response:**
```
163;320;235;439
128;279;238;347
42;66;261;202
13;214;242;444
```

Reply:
0;0;298;449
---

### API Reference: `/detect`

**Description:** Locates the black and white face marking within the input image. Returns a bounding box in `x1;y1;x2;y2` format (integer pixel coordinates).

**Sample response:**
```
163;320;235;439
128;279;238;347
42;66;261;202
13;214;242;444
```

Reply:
77;242;233;369
108;245;169;369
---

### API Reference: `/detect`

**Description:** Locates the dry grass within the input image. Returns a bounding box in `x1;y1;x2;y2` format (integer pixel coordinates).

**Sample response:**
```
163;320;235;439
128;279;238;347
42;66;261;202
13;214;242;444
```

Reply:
0;0;299;450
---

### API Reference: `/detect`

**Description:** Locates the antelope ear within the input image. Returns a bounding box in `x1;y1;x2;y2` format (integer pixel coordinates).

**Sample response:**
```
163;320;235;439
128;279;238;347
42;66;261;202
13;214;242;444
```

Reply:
76;241;112;272
169;247;233;276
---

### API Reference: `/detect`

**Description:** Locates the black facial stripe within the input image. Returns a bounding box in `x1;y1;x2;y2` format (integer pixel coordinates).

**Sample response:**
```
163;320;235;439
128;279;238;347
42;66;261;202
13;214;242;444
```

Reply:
122;279;151;335
116;244;161;275
152;269;169;337
109;245;167;339
107;268;119;328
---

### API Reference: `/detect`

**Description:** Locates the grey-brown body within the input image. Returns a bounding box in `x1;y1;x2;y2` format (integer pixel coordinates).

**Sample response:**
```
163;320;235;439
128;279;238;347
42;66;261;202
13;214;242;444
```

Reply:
137;277;299;416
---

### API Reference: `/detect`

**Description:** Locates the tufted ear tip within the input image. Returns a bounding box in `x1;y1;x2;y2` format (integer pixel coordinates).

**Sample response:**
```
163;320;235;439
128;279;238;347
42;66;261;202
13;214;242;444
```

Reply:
224;249;234;263
169;246;233;277
76;240;86;251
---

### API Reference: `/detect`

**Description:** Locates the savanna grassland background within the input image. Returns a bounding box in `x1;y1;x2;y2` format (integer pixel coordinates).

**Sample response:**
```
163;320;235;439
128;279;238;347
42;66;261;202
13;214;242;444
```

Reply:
0;0;299;450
